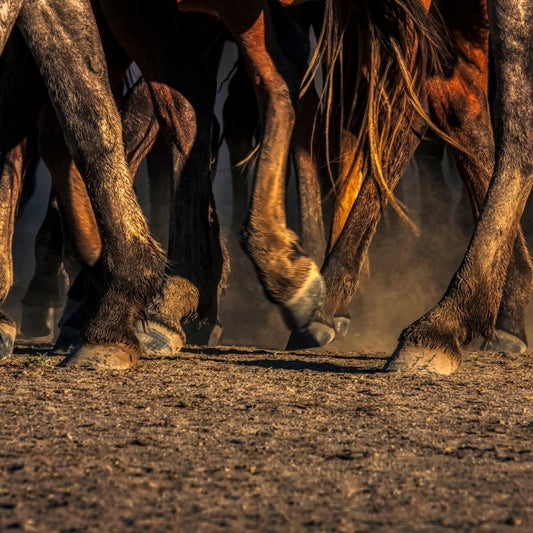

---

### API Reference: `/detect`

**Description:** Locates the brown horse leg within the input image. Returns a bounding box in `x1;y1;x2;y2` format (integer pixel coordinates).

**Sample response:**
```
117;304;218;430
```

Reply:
222;55;258;239
17;0;165;369
100;1;225;353
291;85;327;266
0;30;45;358
422;0;532;354
215;0;325;330
286;129;422;349
387;0;533;374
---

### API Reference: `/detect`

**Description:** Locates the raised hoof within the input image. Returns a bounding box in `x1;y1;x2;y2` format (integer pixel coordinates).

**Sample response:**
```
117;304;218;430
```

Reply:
0;320;17;359
20;304;55;340
62;343;140;370
481;329;527;354
136;320;184;356
286;321;336;350
280;264;325;331
385;342;459;376
184;322;222;346
53;326;81;355
333;315;351;338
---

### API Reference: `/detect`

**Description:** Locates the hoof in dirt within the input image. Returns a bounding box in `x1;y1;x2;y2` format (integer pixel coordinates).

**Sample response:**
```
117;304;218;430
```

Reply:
184;322;222;346
286;321;336;350
62;343;140;370
20;304;55;340
481;329;527;354
53;326;81;355
280;263;325;331
385;342;459;376
0;321;17;360
333;315;351;338
136;320;184;356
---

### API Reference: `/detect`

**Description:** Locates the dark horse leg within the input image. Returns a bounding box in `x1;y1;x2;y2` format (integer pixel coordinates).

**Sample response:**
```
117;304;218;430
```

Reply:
100;1;227;354
387;0;533;374
16;0;165;369
0;29;45;358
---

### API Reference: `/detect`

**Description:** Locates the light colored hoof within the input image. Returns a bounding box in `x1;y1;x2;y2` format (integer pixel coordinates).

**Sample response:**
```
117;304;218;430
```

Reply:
0;321;17;360
385;343;460;376
20;304;55;340
333;315;350;338
286;321;336;350
136;320;184;356
481;329;527;354
281;263;325;331
62;343;140;370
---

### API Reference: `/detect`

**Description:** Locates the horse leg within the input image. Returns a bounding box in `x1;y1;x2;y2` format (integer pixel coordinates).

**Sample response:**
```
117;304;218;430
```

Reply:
291;85;327;266
0;30;45;358
20;191;67;341
17;0;165;369
222;55;258;239
387;0;533;374
101;1;225;353
214;0;325;331
0;0;23;53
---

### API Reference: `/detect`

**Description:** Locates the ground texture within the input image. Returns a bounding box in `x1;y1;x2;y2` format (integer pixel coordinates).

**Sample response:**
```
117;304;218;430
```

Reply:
0;345;531;532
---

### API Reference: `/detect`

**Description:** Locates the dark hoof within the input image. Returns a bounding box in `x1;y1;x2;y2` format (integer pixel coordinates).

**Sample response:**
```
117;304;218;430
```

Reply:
20;304;55;340
280;264;325;331
136;320;184;356
286;321;336;350
385;342;459;375
61;343;140;370
184;321;222;346
53;326;81;355
0;320;17;360
481;329;527;354
333;315;351;338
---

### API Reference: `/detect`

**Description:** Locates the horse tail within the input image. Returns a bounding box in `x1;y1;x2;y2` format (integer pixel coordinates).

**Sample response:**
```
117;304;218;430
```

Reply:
305;0;454;230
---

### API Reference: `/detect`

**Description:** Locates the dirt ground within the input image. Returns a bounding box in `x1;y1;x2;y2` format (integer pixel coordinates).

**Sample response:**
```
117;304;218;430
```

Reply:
0;343;531;532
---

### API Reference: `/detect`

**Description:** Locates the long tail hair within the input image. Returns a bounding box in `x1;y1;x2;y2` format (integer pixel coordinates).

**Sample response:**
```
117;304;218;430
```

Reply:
304;0;455;229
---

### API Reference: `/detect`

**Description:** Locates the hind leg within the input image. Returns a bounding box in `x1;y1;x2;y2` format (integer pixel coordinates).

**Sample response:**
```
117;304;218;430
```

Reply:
18;0;165;369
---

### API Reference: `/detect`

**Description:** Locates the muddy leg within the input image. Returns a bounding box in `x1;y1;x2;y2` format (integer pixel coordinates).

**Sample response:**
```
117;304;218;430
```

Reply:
387;0;533;374
18;0;165;369
215;0;325;330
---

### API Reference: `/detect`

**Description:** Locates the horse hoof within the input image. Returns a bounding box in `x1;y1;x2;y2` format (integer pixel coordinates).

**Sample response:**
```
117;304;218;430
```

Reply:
385;342;459;375
0;320;16;359
53;326;81;355
136;320;184;356
62;343;140;370
286;321;336;350
481;329;527;354
184;322;222;346
333;315;351;338
281;264;325;331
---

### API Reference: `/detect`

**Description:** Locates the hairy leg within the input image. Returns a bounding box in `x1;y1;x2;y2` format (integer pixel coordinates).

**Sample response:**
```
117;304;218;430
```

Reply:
18;0;165;369
387;0;533;374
